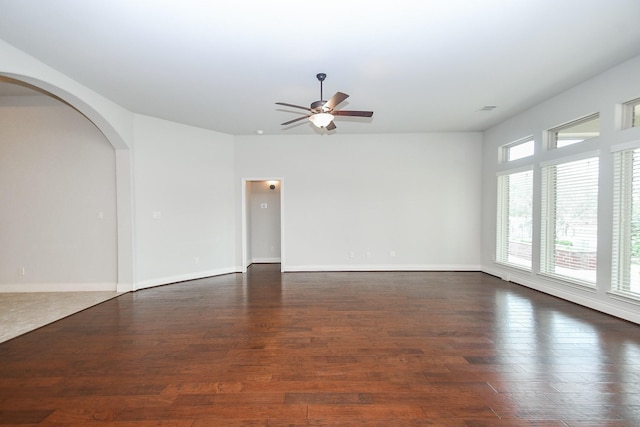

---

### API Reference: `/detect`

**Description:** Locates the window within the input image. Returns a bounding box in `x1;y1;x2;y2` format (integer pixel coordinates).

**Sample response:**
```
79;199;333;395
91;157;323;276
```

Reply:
549;114;600;149
496;169;533;269
612;147;640;298
503;138;534;162
623;98;640;129
541;156;599;285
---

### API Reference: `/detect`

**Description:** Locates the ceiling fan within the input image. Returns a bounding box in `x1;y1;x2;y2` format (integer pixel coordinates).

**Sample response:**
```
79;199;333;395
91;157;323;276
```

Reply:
276;73;373;131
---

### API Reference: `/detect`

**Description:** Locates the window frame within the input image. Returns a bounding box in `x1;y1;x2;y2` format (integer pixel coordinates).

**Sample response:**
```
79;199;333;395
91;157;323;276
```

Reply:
548;113;600;149
622;97;640;129
496;167;534;270
539;153;600;287
501;137;534;162
611;142;640;300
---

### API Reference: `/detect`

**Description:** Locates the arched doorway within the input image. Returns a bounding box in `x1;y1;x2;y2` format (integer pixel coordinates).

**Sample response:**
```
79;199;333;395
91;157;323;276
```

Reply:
0;75;133;292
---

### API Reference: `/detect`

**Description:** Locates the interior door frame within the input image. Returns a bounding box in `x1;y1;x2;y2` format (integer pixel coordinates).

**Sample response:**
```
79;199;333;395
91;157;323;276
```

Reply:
241;177;285;273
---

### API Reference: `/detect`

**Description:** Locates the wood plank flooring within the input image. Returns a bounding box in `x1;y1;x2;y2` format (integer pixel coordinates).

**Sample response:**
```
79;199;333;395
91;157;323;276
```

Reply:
1;264;640;426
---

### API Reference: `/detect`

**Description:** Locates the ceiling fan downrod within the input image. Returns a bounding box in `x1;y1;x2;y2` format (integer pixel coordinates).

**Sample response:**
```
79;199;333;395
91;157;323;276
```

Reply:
316;73;326;102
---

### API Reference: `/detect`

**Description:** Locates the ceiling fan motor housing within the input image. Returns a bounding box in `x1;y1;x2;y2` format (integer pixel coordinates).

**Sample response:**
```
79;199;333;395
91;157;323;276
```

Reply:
311;100;328;112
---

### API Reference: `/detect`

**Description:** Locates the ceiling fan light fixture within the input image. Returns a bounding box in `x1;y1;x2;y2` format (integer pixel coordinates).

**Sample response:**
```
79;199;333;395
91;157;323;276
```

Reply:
309;112;334;128
276;73;373;132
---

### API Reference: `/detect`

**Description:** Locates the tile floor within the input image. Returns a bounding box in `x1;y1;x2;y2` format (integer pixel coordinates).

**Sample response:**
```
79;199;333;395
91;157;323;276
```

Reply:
0;292;121;343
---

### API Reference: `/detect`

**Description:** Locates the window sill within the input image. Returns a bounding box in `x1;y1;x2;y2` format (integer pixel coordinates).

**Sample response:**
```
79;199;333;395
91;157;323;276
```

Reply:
537;272;597;293
494;261;532;274
607;290;640;306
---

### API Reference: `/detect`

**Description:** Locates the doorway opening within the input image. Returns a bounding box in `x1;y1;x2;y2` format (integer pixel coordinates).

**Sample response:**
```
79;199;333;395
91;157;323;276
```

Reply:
242;179;283;272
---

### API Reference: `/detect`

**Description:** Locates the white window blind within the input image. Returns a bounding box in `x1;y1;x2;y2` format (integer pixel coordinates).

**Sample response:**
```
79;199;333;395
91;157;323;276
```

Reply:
496;169;533;269
612;148;640;298
541;157;599;285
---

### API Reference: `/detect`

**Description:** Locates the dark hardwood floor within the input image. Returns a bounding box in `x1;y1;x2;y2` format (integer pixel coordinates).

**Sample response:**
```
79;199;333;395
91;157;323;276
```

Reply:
1;264;640;426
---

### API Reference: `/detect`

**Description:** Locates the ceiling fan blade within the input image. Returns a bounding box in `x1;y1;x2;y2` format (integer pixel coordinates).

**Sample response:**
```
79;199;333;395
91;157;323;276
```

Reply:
276;102;312;112
324;92;349;110
281;115;310;126
326;121;337;131
333;110;374;117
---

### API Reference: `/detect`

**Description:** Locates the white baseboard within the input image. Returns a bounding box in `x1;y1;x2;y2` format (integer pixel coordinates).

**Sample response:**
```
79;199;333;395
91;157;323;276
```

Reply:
250;257;282;264
135;267;237;291
117;281;134;293
482;264;640;325
284;264;482;272
0;282;117;292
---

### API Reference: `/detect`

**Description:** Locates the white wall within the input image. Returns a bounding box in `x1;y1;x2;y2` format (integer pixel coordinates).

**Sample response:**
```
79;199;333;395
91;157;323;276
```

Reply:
0;95;117;291
482;54;640;324
1;39;483;293
235;133;483;271
133;114;236;289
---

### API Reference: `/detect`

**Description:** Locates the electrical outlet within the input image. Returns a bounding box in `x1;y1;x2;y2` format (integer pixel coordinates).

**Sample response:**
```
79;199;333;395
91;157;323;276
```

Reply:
349;251;355;259
389;251;397;257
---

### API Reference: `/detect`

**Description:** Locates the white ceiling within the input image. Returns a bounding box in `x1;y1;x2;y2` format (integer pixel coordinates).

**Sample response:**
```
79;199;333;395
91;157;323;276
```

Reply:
1;0;639;135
